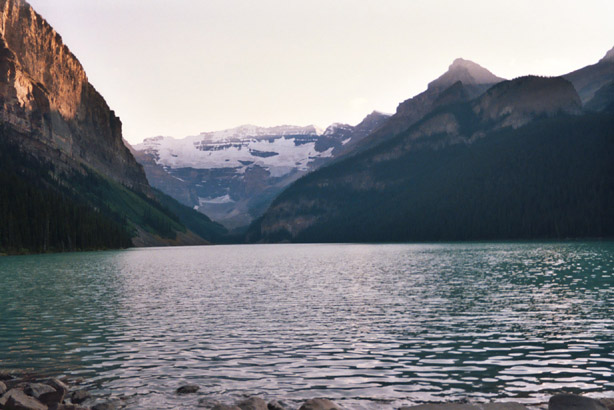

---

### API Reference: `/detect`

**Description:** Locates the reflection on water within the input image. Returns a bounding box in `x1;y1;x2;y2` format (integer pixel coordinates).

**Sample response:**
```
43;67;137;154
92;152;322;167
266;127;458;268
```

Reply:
0;243;613;409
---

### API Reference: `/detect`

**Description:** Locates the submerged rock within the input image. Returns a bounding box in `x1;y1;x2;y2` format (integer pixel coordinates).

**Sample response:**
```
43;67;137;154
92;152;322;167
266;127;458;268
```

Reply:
211;404;241;410
70;389;91;404
48;405;89;410
267;400;286;410
400;403;528;409
549;394;607;410
600;398;614;410
176;384;200;394
0;372;17;381
298;398;341;410
92;401;118;410
237;397;268;410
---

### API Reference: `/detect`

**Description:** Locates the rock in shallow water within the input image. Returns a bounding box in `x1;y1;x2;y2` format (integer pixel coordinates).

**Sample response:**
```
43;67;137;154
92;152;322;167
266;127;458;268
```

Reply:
48;404;89;410
24;383;56;400
0;381;7;395
549;394;607;410
400;404;528;409
40;379;68;406
211;404;241;410
298;398;341;410
92;401;118;410
237;397;268;410
176;384;200;394
4;388;48;410
267;400;286;410
70;389;91;404
600;399;614;410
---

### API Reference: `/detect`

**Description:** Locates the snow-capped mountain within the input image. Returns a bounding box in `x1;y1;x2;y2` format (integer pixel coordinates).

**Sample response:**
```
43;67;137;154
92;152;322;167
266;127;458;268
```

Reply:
137;125;327;178
133;112;390;229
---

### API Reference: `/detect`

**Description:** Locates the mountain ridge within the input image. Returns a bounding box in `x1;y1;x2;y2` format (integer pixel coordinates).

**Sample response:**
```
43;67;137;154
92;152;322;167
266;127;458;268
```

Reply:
133;111;390;228
247;74;608;243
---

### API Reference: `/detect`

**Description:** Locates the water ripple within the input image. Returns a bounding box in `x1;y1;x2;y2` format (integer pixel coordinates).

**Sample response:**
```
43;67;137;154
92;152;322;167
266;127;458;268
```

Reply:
1;242;613;409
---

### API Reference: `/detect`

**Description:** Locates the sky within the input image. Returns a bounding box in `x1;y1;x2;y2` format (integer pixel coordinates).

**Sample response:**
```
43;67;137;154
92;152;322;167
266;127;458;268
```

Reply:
26;0;614;144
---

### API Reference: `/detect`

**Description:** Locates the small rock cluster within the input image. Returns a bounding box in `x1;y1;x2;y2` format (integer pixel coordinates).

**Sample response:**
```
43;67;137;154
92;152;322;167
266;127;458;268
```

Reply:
0;372;115;410
2;375;612;410
189;394;340;410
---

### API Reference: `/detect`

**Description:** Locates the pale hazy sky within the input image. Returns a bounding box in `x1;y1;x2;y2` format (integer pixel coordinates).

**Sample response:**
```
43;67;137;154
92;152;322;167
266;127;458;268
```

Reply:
26;0;614;144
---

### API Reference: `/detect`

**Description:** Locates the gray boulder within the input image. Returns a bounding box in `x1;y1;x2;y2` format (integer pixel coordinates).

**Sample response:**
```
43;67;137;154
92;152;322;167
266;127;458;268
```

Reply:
549;394;607;410
0;381;7;395
176;384;200;394
24;383;56;400
267;400;286;410
298;398;340;410
48;405;89;410
237;397;268;410
92;401;118;410
400;403;527;409
600;399;614;410
211;405;241;410
40;379;68;406
4;388;48;410
70;389;91;404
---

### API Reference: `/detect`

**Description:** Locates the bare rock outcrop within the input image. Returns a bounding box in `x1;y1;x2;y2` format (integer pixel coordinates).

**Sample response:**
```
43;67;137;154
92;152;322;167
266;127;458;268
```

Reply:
0;0;150;194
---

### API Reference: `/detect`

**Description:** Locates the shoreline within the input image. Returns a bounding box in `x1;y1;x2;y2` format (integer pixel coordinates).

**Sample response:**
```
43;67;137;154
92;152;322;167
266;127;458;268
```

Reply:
1;371;613;410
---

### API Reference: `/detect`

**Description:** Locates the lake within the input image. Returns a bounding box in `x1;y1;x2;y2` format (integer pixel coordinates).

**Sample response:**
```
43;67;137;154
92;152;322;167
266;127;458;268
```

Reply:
0;242;613;409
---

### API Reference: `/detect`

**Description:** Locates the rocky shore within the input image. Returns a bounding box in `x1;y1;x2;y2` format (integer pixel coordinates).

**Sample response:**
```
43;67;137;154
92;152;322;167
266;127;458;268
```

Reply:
0;372;612;410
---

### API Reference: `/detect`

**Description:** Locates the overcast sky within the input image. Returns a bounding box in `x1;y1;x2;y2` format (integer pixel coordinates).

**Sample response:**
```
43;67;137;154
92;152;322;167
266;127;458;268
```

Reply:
27;0;614;144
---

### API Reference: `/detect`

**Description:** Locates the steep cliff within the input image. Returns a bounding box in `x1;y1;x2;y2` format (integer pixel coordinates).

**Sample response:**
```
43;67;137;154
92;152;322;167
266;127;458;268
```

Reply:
0;0;227;252
0;0;149;193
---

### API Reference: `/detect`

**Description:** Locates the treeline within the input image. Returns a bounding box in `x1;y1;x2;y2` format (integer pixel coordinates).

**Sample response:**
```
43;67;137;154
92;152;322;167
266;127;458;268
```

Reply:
0;140;132;254
254;112;614;243
152;188;231;243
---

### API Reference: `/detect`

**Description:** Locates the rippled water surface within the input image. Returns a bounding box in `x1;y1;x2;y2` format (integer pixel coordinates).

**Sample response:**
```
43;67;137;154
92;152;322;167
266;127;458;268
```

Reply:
1;243;613;409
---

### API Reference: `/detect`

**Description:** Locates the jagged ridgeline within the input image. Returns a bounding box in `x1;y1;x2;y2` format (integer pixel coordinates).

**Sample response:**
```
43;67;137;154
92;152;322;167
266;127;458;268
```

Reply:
248;75;614;243
0;0;226;253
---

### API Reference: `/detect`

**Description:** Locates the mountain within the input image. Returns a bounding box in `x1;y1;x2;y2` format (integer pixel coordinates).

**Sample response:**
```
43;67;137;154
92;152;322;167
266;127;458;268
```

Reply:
133;112;389;229
247;74;614;243
0;0;225;253
564;46;614;106
0;0;148;193
354;59;505;153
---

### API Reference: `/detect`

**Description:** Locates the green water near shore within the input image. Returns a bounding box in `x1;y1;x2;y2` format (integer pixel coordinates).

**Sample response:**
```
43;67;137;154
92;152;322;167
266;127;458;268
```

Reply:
1;242;613;409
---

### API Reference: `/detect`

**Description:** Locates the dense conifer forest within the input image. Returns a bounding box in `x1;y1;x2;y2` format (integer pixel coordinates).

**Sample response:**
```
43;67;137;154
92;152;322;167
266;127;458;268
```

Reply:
0;139;133;253
0;132;227;254
250;111;614;243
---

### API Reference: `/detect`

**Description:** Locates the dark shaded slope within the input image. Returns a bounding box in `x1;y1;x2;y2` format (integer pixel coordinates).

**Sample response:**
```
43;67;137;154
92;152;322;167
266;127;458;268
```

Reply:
248;77;611;243
564;46;614;105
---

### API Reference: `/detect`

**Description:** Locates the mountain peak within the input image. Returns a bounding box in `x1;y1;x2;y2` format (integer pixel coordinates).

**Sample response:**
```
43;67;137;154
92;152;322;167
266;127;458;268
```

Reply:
428;58;504;90
600;46;614;63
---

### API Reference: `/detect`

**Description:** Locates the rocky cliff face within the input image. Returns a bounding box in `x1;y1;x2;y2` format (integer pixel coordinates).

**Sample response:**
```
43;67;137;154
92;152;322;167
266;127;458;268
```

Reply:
0;0;149;194
355;59;505;153
564;46;614;106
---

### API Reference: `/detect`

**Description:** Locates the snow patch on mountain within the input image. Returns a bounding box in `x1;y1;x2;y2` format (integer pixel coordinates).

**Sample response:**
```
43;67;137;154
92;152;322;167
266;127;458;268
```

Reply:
135;126;333;178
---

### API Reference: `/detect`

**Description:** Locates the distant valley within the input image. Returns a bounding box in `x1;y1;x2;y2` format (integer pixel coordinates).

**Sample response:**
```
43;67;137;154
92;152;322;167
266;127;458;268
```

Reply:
133;112;389;229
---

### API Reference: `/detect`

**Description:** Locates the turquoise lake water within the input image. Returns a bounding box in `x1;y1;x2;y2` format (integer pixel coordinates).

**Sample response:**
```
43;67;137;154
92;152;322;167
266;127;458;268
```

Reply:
0;242;613;409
